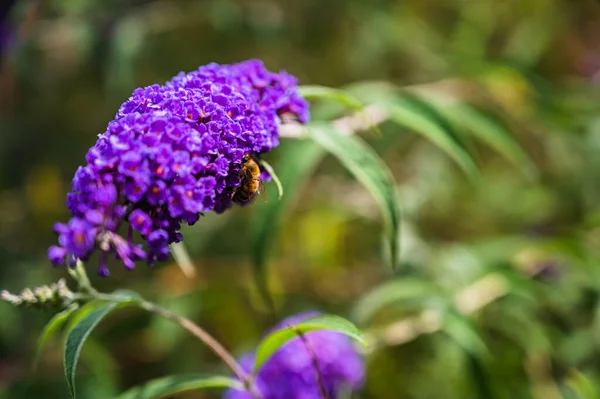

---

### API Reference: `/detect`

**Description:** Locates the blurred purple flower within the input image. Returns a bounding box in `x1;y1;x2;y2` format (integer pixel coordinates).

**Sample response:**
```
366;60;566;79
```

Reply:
0;26;10;59
224;312;364;399
49;60;309;275
0;0;17;61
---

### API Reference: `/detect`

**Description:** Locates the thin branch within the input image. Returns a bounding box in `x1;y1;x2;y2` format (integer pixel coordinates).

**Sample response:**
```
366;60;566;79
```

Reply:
293;327;330;399
70;260;99;295
69;265;263;399
278;104;388;138
137;300;262;398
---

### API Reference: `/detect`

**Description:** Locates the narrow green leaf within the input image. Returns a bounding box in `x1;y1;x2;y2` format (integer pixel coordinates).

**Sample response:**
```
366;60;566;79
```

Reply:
442;312;488;357
352;278;439;324
253;314;367;374
117;373;242;399
383;94;479;179
465;352;496;399
306;122;401;268
346;81;526;177
432;103;535;176
35;305;78;367
251;140;326;307
64;301;118;398
299;85;364;111
344;81;477;176
566;369;598;399
259;159;283;200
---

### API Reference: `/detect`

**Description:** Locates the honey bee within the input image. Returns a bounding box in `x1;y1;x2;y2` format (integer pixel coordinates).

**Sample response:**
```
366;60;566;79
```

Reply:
233;154;267;203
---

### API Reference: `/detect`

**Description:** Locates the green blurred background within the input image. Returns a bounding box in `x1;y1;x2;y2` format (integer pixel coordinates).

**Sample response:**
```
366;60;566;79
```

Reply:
3;0;600;398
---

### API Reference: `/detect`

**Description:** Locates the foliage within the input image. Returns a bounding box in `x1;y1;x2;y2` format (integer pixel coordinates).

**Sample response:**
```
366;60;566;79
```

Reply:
2;0;600;398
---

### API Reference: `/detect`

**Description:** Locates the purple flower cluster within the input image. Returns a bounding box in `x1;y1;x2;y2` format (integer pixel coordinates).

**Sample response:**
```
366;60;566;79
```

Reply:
48;60;308;275
224;312;364;399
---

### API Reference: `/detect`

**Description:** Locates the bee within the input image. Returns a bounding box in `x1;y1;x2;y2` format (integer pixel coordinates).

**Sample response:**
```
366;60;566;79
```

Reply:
233;154;267;203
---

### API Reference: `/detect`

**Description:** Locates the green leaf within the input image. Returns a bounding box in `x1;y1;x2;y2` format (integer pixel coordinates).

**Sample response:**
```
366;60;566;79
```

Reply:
35;305;78;367
251;140;326;307
383;94;479;179
566;369;599;399
117;373;242;399
352;278;439;324
299;85;364;111
343;81;479;178
259;159;283;200
253;314;367;374
429;102;535;176
442;312;488;357
64;301;119;398
465;352;495;399
306;122;401;268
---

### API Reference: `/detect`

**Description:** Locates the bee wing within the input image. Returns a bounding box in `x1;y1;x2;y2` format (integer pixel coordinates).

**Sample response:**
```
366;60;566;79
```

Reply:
258;178;268;202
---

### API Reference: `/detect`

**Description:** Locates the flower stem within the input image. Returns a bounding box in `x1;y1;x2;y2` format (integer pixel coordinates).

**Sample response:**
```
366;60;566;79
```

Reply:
136;299;263;398
69;260;99;295
295;328;330;399
69;264;262;399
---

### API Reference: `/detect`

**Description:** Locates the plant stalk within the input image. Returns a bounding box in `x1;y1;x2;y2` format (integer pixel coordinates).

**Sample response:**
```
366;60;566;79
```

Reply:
136;300;263;398
70;260;99;295
295;328;330;399
69;264;263;399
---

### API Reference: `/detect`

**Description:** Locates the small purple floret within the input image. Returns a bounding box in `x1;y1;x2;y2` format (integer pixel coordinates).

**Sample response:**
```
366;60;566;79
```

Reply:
129;209;152;235
49;59;309;275
48;246;67;266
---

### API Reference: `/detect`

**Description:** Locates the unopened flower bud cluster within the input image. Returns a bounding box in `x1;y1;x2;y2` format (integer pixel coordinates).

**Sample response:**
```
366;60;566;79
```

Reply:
1;279;74;310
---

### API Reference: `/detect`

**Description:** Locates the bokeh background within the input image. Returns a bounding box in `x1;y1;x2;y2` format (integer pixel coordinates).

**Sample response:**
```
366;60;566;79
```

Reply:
3;0;600;398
